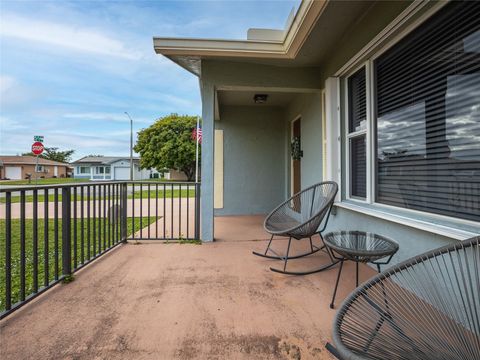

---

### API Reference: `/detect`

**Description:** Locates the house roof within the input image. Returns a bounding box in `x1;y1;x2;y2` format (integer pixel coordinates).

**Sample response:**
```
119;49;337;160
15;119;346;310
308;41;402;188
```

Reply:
71;156;140;165
153;1;412;75
0;155;70;167
153;0;328;75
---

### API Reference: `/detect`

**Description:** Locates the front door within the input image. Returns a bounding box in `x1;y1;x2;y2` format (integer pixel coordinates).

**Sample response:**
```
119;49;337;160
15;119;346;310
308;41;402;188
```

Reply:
291;117;301;195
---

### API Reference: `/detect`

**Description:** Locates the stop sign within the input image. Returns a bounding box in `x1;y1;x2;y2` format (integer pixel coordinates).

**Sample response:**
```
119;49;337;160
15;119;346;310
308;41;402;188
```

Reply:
31;141;44;155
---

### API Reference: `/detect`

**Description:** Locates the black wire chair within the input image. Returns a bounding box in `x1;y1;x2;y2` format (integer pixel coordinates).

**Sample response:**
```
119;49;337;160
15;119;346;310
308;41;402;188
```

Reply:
326;236;480;360
252;181;338;275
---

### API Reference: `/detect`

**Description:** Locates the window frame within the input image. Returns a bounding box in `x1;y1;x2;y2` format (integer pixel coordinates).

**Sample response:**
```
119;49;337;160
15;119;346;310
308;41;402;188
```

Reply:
77;166;90;174
344;62;372;203
341;2;479;229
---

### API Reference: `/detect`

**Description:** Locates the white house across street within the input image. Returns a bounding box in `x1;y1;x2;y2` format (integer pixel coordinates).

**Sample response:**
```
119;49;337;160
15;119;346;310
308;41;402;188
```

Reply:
71;156;159;181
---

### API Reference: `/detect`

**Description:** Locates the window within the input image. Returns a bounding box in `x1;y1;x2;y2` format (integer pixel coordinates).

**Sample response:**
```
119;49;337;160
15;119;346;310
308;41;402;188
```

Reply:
95;166;104;174
36;165;45;172
347;67;367;199
105;166;111;174
374;1;480;222
343;1;480;223
78;166;90;174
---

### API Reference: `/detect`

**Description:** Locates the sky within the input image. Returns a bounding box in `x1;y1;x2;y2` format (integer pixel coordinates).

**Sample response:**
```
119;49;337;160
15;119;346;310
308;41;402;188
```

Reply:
0;0;299;160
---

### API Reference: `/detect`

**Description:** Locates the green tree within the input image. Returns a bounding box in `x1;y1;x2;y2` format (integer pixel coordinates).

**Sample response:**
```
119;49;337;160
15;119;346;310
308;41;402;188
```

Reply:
134;114;200;181
23;147;75;163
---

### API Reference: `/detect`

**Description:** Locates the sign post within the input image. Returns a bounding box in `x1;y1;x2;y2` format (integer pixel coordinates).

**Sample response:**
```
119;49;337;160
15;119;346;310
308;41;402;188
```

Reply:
31;140;44;185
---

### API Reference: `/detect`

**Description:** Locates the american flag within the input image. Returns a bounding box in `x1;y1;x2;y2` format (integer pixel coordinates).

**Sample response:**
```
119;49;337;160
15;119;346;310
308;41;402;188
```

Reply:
192;126;202;144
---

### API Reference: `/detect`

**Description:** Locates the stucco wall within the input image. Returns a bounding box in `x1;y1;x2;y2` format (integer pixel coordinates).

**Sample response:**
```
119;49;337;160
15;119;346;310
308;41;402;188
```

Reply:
214;105;286;216
198;2;479;252
284;93;324;192
325;207;456;267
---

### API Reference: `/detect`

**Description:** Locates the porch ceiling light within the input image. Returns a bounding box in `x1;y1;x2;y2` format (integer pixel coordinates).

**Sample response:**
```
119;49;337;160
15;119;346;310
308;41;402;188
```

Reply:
253;94;268;104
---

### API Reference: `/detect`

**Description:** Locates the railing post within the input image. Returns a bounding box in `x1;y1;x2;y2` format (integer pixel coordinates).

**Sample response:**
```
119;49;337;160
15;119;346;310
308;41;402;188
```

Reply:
62;186;72;276
5;192;12;311
121;182;128;242
194;183;201;240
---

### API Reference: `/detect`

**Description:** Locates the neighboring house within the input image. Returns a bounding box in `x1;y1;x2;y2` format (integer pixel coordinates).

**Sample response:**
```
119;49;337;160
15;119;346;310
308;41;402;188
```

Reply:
71;156;158;180
154;1;480;261
0;155;71;180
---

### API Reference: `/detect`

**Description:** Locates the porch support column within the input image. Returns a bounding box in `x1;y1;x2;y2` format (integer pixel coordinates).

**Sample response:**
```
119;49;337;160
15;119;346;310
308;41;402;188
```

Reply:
200;81;215;241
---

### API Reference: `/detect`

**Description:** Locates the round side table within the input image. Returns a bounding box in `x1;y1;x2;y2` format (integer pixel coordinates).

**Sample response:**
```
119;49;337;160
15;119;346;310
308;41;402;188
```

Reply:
324;231;398;309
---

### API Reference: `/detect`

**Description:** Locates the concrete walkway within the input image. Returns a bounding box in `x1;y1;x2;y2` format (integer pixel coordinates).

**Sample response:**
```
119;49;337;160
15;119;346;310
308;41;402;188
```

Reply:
0;234;372;359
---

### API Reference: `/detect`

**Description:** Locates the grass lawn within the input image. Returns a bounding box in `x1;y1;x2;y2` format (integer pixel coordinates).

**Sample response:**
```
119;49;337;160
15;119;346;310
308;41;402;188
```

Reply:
132;188;196;199
1;188;196;204
0;216;157;312
0;178;89;186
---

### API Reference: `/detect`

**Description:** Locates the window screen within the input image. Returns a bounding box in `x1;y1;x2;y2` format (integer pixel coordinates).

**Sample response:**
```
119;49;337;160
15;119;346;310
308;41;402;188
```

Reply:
348;67;367;199
351;136;367;198
375;1;480;222
348;67;367;133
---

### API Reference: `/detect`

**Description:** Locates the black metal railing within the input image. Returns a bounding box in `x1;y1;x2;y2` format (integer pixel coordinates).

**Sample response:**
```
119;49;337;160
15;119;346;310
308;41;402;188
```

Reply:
0;181;200;318
127;181;200;241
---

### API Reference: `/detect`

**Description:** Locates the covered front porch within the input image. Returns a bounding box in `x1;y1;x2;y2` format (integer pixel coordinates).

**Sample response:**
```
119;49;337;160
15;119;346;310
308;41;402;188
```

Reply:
211;87;325;228
1;215;367;360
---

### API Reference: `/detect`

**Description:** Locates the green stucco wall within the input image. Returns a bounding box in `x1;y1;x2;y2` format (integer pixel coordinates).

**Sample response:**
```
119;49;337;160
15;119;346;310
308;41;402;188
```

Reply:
285;93;324;191
214;106;286;216
199;1;477;255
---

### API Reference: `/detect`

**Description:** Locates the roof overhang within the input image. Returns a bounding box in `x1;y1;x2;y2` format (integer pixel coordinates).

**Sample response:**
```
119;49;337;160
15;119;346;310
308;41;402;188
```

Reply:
153;0;328;75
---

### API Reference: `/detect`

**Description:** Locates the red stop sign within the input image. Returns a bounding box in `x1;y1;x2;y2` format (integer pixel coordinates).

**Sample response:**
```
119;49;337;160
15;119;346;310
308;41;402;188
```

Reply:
31;141;44;155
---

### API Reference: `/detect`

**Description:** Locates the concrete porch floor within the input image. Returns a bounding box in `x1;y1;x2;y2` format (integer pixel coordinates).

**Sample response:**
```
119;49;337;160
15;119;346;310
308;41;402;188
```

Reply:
1;216;373;360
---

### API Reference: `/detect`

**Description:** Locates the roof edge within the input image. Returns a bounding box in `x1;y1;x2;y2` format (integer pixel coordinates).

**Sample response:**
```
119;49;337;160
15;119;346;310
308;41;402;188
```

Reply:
153;0;328;73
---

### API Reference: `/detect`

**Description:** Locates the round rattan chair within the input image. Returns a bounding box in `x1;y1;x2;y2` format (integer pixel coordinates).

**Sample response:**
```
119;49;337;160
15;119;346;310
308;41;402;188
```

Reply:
327;236;480;360
252;181;338;275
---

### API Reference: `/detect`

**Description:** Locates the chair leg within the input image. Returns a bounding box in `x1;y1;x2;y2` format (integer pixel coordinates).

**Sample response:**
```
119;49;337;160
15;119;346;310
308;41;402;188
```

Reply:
264;235;274;255
269;235;340;275
356;261;359;287
325;343;344;359
319;233;335;263
283;237;292;272
330;259;344;309
253;234;323;260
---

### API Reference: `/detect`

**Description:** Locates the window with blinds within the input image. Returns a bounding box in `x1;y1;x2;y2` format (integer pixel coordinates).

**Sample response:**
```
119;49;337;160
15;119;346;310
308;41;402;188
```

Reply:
375;1;480;222
348;67;367;199
348;67;367;133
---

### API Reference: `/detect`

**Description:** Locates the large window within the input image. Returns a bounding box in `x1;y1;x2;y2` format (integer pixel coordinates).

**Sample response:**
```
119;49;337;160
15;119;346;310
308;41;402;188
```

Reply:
345;1;480;223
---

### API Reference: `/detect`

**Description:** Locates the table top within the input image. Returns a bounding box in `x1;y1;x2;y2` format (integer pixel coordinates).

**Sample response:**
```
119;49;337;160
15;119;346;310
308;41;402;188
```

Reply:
324;231;398;260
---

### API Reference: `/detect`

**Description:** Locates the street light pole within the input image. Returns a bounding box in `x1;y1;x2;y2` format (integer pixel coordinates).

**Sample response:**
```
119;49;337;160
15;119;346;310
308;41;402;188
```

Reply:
124;112;134;181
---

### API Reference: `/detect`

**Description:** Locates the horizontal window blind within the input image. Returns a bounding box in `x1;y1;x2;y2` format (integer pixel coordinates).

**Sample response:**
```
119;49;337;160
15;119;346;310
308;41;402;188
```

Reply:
348;68;367;133
351;136;367;198
375;1;480;222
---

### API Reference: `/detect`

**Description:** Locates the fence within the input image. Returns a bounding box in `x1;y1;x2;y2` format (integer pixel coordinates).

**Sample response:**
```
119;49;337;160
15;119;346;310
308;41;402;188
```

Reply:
0;181;200;318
